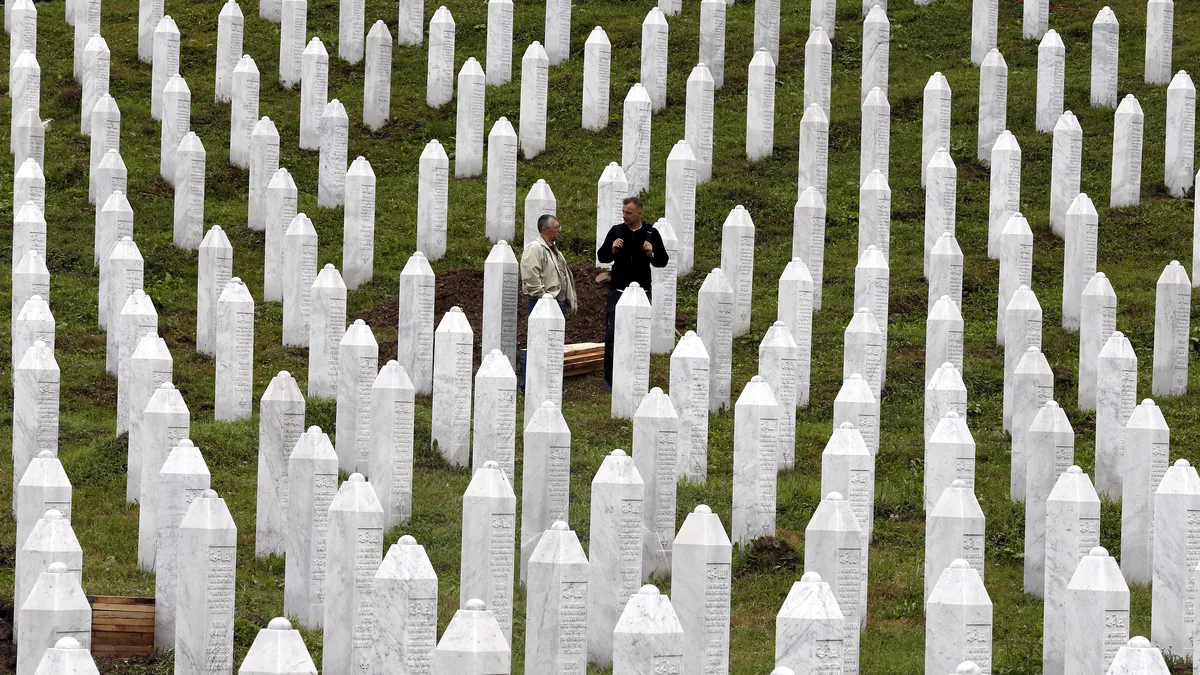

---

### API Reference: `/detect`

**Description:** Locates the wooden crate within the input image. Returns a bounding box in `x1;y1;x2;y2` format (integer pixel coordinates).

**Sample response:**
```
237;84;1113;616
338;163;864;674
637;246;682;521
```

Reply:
563;342;604;377
89;596;154;659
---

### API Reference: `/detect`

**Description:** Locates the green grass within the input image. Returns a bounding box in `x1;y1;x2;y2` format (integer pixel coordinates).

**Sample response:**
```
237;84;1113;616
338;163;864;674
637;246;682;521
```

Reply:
2;0;1200;672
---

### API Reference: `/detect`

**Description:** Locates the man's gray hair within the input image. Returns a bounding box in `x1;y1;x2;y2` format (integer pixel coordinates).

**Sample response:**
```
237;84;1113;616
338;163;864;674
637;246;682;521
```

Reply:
537;214;559;232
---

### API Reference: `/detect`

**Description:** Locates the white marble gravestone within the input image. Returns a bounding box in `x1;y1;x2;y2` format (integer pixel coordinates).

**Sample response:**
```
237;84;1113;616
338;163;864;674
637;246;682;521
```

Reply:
456;58;486;176
926;560;993;675
397;0;423;46
1152;261;1191;396
485;0;512;85
92;151;126;241
80;36;108;139
834;373;879;457
524;295;565;427
622;84;652;195
632;388;678;578
130;380;189;548
1110;95;1145;208
11;52;39;163
687;64;716;183
1003;286;1043;432
721;206;756;337
640;8;669;113
17;562;90;675
13;203;45;275
160;75;190;185
778;260;814;407
1091;7;1119;109
583;27;611;130
256;371;304;558
666;142;697;276
278;0;306;88
433;599;510;674
733;376;779;546
318;100;349;208
525;522;589;673
861;87;890;184
16;501;76;630
922;73;951;187
175;490;236;675
843;308;883;402
426;7;455;108
263;168;299;301
988;131;1020;259
650;218;680;347
613;585;684;673
152;440;210;649
924;149;956;277
996;214;1034;344
323;474;384;675
1011;347;1053;501
342;158;376;291
1065;547;1130;675
398;252;436;395
373;536;438;673
432;307;473;466
8;0;36;87
15;160;44;231
859;170;891;261
1025;401;1075;595
586;449;645;666
197;227;232;356
368;362;415;530
747;49;776;161
1024;0;1048;39
230;55;260;168
215;0;244;102
544;0;570;65
925;481;985;603
1145;0;1174;85
13;109;45;178
335;320;378;474
173;133;206;251
926;412;976;513
1063;195;1099;332
1043;466;1101;674
485;119;518;243
760;322;799;469
595;163;628;268
13;256;50;369
1096;331;1138;499
96;192;134;282
795;186;828;310
149;17;179;122
1037;32;1066;133
978;50;1008;162
481;242;518;368
698;270;735;413
248;117;281;231
215;278;254;421
261;0;281;22
13;296;54;377
240;618;316;675
861;6;889;104
670;332;709;483
1150;459;1200;654
417;140;449;260
775;572;844;674
460;461;517;642
929;235;963;315
822;423;875;553
519;43;549;160
115;291;157;393
472;350;517;480
283;428;337;630
125;332;173;497
282;215;319;348
1165;71;1195;198
805;493;864;673
88;97;119;204
31;637;100;675
1051;112;1083;235
611;284;653;419
671;505;731;674
362;21;392;131
337;0;365;64
99;237;141;334
300;38;328;149
520;401;571;580
1120;399;1170;585
926;362;967;445
855;247;890;386
523;179;556;248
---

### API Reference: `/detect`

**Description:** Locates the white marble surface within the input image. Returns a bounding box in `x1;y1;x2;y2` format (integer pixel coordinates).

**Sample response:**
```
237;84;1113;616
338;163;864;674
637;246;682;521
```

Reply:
523;179;556;250
80;37;108;139
926;362;967;446
13;295;54;379
433;599;510;674
586;450;645;666
1110;94;1145;208
798;103;829;205
248;116;280;232
90;156;122;259
256;371;304;559
996;214;1033;344
397;0;423;45
613;585;685;674
1152;261;1190;396
926;413;976;514
282;214;318;347
519;401;570;580
754;0;780;62
472;349;517;480
544;0;570;65
978;50;1007;162
398;252;436;395
1065;548;1130;675
432;307;473;466
834;373;879;457
14;108;45;178
921;73;951;187
778;260;814;408
793;186;828;311
669;332;709;483
151;441;209;649
455;58;487;178
11;52;39;163
924;148;956;277
524;295;565;427
855;247;889;387
197;227;232;356
15;162;44;238
1043;466;1101;675
1025;401;1074;595
148;16;179;122
323;474;384;674
230;54;260;169
17;562;90;675
721;206;756;337
775;571;844;674
665;506;731;674
12;204;46;279
215;0;244;102
300;38;328;149
1037;32;1065;133
987;131;1020;259
843;308;883;402
698;270;734;413
240;617;316;675
32;636;99;675
215;278;254;421
99;237;141;335
114;292;157;410
174;133;206;251
373;536;438;673
283;428;338;630
297;264;338;396
809;0;836;37
174;491;236;675
649;219;679;347
1150;459;1199;655
16;499;76;637
925;481;986;603
747;49;776;161
335;320;378;475
1003;286;1042;432
1062;194;1099;332
417;140;449;260
733;376;779;546
583;27;611;130
525;522;589;673
1165;71;1194;198
1011;346;1053;501
859;170;891;262
96;193;133;296
1145;0;1173;84
132;381;189;566
860;86;890;185
160;75;190;186
804;27;832;123
1120;399;1170;584
1023;0;1047;39
697;1;726;95
971;0;998;65
926;560;993;675
760;322;799;469
485;118;518;242
640;8;668;112
926;296;964;386
1051;112;1083;234
88;96;119;205
632;388;678;578
1091;7;1119;109
426;7;455;108
480;242;518;368
337;0;364;64
460;461;517;642
595;163;628;267
368;361;415;530
1095;331;1137;499
622;84;652;195
485;0;512;85
278;0;306;88
263;168;299;300
861;6;888;104
822;422;875;557
665;142;697;276
804;493;864;673
317;99;348;208
612;284;653;419
124;332;172;501
929;233;963;316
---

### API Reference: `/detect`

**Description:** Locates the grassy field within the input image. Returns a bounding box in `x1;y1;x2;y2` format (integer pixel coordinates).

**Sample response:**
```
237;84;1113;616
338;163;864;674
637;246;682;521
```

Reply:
3;0;1200;671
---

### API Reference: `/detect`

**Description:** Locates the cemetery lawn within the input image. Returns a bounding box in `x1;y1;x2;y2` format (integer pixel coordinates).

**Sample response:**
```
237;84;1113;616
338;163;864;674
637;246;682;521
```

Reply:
3;0;1200;671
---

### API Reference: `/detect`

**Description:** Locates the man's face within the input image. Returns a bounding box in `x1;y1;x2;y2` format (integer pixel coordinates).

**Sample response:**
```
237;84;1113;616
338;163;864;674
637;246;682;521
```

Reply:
622;202;643;226
542;219;561;244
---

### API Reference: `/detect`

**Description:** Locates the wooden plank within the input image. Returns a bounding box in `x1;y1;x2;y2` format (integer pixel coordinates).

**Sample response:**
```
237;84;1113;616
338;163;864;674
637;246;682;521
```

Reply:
92;647;153;657
92;618;155;629
92;631;155;647
92;609;155;619
89;596;154;605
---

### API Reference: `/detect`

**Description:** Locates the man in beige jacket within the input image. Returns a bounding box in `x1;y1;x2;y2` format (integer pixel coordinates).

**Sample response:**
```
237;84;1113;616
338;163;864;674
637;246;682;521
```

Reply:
520;214;578;316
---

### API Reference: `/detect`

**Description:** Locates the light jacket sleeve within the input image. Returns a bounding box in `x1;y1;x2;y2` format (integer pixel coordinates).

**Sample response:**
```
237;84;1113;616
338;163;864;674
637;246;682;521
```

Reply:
519;245;548;297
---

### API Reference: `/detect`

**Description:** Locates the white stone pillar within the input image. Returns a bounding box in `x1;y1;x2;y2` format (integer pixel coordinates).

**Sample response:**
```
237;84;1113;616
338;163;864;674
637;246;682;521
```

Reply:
922;72;951;187
460;461;517;641
279;0;306;88
17;563;90;673
925;481;985;603
1043;465;1101;675
971;0;998;65
525;522;588;673
1011;346;1053;501
822;422;875;552
335;320;378;474
633;387;678;578
230;54;260;168
197;226;232;356
858;170;891;262
622;84;652;195
519;401;570;580
150;441;210;651
88;97;119;205
775;572;844;674
595;163;627;268
732;376;779;546
80;37;107;138
834;373;879;458
1152;260;1190;396
256;371;304;558
1037;31;1065;133
485;0;512;85
1151;459;1200;654
670;332;709;483
778;260;814;407
426;6;455;108
978;50;1008;162
1025;401;1074;596
485;118;518;243
996;213;1033;344
1065;547;1131;675
1120;399;1170;585
804;492;864;671
300;38;328;149
322;474;384;674
666;141;697;276
1091;7;1119;109
926;560;993;675
215;278;254;421
417;139;449;260
523;179;556;247
248;116;280;231
1062;194;1099;331
640;8;668;112
544;0;570;65
1051;111;1082;235
373;536;438;673
760;322;798;469
721;205;756;337
398;252;435;395
1110;94;1145;208
698;269;734;412
433;600;510;673
860;86;890;184
282;214;319;347
1095;331;1137;499
318;99;349;208
397;0;422;46
926;296;963;385
283;427;337;630
174;490;237;675
368;361;415;529
338;0;365;64
924;148;956;277
794;186;828;312
687;64;715;183
524;295;565;427
586;449;644;666
174;133;206;251
861;6;888;103
1145;0;1174;85
582;27;611;130
671;505;732;675
1003;286;1043;432
456;57;486;176
1165;70;1195;198
472;349;517;479
215;0;244;103
432;307;473;466
925;413;975;513
611;283;653;419
987;131;1020;259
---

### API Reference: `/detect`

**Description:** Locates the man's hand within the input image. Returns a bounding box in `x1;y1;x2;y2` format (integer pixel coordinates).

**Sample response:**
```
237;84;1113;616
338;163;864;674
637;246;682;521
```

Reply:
612;238;624;253
642;240;653;256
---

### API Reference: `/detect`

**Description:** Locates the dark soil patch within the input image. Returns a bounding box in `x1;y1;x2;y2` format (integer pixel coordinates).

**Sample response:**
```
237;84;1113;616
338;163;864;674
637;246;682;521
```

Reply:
362;265;692;363
0;603;12;673
734;534;803;575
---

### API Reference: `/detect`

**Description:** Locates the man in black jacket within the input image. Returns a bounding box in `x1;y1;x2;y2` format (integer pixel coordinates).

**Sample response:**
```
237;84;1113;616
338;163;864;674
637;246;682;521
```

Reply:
596;197;670;389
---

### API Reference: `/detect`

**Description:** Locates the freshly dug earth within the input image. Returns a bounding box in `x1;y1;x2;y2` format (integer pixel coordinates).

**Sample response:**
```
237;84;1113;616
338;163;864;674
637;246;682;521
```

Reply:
363;265;691;363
